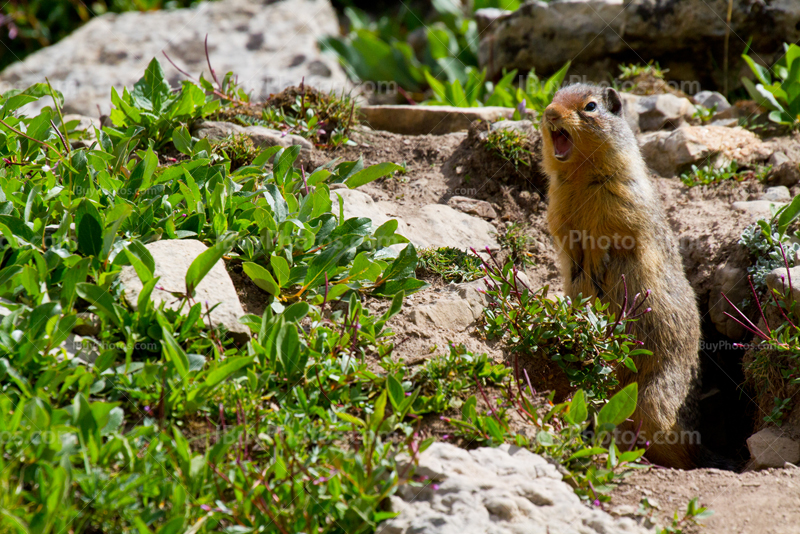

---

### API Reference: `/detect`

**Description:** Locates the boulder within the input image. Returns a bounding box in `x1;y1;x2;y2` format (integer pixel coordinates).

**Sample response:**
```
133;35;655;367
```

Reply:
0;0;349;115
747;427;800;469
360;105;513;135
634;93;695;132
693;90;731;112
709;261;752;339
118;239;249;342
382;442;650;534
766;152;800;187
447;196;497;219
761;186;792;202
639;125;771;177
732;200;786;222
330;189;499;251
478;0;800;89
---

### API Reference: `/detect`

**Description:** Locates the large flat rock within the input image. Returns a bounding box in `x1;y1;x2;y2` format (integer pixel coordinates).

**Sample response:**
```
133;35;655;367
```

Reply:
118;239;249;341
330;189;499;251
0;0;349;115
382;442;649;533
360;105;513;135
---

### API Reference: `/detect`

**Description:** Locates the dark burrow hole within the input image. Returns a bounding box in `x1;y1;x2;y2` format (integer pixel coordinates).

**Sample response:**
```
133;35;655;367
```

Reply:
696;316;757;470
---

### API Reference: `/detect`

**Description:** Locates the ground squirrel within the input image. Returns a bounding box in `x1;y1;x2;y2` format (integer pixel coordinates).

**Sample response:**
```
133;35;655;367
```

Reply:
541;84;702;469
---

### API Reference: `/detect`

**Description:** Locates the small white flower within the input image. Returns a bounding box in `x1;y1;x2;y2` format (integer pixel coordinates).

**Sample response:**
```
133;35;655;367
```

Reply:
41;164;51;172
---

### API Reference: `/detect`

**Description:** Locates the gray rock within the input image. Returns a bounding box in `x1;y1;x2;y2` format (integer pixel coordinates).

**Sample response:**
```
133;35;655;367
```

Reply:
693;90;731;112
639;125;770;177
732;200;787;222
360;105;513;135
478;0;800;85
635;93;694;132
766;265;800;314
118;239;249;342
761;186;792;202
747;427;800;469
0;0;349;115
381;442;649;534
447;196;497;219
766;152;800;187
708;118;739;128
619;93;642;135
330;189;499;251
193;120;313;151
490;119;536;135
709;262;752;339
474;8;511;34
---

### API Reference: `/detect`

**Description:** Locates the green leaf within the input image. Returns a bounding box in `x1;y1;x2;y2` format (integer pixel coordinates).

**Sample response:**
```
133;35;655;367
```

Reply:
243;262;280;296
76;283;121;327
185;234;237;295
335;411;366;427
172;125;193;155
566;389;588;425
203;356;255;389
370;390;387;431
77;213;103;257
598;383;638;428
161;326;191;381
345;162;403;189
387;374;405;410
270;255;290;287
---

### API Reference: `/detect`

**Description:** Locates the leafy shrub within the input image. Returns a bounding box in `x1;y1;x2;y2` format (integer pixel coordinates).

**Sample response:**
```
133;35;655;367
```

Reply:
220;85;358;147
0;59;435;533
484;128;531;169
478;251;651;401
741;43;800;127
496;222;535;268
417;246;483;282
424;63;570;112
679;160;770;188
739;194;800;290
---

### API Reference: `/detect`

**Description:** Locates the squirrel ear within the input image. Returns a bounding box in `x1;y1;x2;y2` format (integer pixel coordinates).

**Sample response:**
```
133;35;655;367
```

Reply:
604;87;623;116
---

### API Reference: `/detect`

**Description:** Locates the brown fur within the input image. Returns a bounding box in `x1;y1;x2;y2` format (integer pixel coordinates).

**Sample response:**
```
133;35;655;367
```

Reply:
541;84;702;469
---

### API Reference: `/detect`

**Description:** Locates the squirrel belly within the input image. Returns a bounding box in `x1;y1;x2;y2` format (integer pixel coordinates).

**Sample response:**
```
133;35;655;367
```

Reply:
542;84;702;469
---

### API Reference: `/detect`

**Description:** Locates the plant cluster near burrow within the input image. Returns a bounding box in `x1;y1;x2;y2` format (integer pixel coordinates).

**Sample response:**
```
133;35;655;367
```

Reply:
484;128;532;170
416;246;483;283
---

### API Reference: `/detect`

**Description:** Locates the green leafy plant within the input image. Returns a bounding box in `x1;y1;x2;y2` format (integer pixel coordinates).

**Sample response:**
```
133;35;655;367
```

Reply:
417;246;483;282
679;160;770;187
618;62;668;81
496;222;535;268
643;497;713;534
479;250;651;400
741;42;800;127
692;102;718;123
484;128;532;169
739;194;800;289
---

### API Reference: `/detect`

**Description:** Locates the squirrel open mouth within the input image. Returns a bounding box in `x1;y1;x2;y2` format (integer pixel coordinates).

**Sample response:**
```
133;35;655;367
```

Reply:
550;127;573;161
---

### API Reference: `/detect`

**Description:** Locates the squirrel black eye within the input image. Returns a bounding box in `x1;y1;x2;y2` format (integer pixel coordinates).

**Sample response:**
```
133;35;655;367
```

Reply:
584;102;597;112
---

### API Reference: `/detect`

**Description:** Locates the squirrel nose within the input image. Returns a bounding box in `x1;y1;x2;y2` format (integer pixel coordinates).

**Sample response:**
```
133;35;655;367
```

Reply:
544;107;561;122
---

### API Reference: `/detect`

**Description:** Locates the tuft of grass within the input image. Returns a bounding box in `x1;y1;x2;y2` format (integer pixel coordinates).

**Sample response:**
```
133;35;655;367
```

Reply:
484;128;532;169
209;133;258;170
417;247;484;283
218;85;357;147
680;161;770;187
618;61;667;81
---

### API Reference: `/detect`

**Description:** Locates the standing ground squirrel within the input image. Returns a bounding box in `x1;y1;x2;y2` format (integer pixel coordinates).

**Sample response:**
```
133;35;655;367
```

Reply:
541;84;702;469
